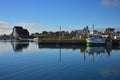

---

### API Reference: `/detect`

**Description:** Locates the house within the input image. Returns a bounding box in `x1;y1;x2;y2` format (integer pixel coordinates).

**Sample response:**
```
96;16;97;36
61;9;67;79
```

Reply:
11;26;29;39
75;26;90;39
103;28;115;39
114;31;120;40
104;28;115;35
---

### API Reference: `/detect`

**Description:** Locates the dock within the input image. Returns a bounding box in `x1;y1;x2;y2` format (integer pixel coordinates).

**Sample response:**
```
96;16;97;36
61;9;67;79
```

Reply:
38;39;120;47
112;40;120;46
39;40;86;45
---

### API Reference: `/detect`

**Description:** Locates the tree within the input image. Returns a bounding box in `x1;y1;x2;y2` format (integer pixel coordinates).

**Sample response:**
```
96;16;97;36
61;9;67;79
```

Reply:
42;31;48;34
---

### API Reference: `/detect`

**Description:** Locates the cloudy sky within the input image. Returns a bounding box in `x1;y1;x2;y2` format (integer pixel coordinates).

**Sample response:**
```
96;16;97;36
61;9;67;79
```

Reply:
0;0;120;34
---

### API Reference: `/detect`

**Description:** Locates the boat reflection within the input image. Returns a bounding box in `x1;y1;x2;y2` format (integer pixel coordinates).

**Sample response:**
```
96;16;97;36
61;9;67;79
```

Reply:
86;47;107;55
11;41;29;52
84;46;110;63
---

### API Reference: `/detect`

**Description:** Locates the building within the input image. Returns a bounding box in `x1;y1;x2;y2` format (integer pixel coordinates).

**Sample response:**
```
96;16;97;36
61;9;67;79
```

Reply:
75;26;90;39
82;26;90;37
104;28;115;35
94;30;102;35
103;28;115;40
114;31;120;40
11;26;29;39
0;34;11;40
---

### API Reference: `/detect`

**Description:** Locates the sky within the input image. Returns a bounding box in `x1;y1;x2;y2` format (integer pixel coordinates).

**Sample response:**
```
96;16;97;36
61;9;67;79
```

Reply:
0;0;120;34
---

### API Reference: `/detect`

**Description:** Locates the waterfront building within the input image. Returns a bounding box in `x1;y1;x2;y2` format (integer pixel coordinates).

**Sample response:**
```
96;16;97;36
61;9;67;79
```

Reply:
93;30;102;35
11;26;29;39
75;30;83;39
103;28;115;40
82;26;90;37
104;28;115;35
75;26;90;40
0;34;11;41
114;31;120;40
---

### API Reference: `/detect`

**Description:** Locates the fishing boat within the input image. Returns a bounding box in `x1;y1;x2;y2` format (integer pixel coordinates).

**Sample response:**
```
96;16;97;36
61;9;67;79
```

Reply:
86;35;105;45
86;25;105;46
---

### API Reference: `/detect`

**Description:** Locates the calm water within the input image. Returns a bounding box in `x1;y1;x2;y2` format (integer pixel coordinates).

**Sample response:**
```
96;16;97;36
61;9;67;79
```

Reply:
0;42;120;80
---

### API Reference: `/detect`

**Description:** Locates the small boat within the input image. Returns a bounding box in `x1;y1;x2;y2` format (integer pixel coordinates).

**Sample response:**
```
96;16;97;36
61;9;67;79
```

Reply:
86;25;105;46
86;35;105;45
33;37;39;42
86;35;105;43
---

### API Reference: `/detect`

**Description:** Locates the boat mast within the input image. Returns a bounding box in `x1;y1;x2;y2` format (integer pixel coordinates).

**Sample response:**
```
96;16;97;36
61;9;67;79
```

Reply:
93;24;95;35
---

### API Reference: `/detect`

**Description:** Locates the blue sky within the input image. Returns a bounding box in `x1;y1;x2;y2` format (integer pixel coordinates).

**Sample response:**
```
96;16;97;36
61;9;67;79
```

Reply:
0;0;120;34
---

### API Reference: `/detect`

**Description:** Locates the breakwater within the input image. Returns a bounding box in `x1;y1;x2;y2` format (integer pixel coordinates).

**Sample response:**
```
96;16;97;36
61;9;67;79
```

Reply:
39;40;86;45
112;40;120;46
38;40;120;47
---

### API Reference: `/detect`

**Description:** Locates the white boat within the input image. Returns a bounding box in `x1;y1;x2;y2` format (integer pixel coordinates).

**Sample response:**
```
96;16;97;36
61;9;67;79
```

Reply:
86;25;105;45
86;35;105;44
33;37;39;42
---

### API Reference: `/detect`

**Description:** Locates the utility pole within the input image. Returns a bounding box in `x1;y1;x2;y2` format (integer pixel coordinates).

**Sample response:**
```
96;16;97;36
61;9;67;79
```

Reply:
93;24;95;35
59;26;61;40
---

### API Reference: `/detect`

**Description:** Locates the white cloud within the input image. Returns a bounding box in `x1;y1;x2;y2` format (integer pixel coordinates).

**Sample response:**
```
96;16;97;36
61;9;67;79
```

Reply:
0;21;11;29
101;0;120;7
0;21;42;35
0;21;9;26
0;21;12;35
15;22;42;34
15;22;41;27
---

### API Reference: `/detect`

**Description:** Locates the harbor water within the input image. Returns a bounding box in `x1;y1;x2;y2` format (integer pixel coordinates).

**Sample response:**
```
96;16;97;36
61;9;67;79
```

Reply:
0;41;120;80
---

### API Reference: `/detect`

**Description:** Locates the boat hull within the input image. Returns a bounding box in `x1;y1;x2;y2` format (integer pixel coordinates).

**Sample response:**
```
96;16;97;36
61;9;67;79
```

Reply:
86;38;105;46
87;43;105;46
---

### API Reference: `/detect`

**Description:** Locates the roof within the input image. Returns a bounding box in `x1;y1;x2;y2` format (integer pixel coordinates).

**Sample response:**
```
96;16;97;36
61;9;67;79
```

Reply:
14;26;23;29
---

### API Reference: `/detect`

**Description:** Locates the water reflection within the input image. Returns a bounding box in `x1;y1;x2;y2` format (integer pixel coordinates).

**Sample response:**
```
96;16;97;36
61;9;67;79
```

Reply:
86;47;106;54
84;47;109;63
39;44;111;54
39;44;120;53
2;41;120;56
11;41;29;52
7;41;120;54
39;44;120;63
